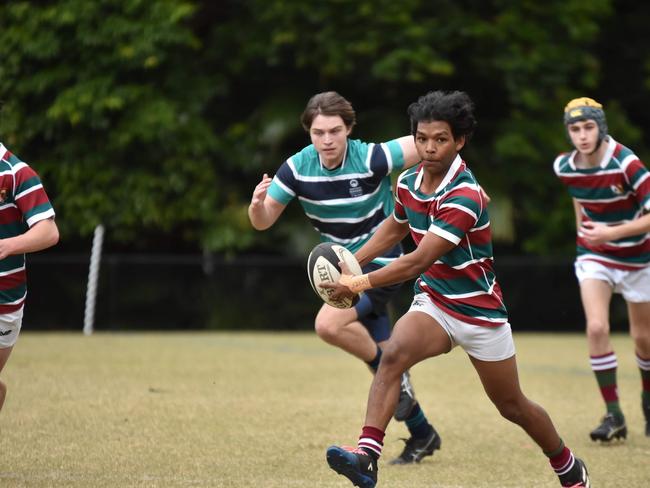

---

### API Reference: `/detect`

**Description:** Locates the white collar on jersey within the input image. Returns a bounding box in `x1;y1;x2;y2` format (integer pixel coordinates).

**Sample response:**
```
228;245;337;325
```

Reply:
568;136;616;170
318;140;349;171
414;154;463;193
0;143;6;161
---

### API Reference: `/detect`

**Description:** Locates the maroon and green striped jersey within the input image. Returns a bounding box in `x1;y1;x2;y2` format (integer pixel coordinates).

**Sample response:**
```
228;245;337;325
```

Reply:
0;144;56;313
553;137;650;270
394;155;508;327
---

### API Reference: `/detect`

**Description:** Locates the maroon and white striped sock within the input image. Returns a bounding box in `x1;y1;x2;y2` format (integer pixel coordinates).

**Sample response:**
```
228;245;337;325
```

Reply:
357;425;385;459
547;442;575;481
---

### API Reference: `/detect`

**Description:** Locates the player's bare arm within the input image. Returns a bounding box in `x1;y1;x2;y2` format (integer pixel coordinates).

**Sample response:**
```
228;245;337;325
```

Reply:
0;218;59;260
580;211;650;245
248;173;286;230
361;231;455;289
396;136;420;169
355;216;410;266
572;198;583;231
324;231;455;299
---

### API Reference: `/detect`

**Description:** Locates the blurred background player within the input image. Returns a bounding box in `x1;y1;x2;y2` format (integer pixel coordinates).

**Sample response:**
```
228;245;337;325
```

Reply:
554;97;650;441
324;90;590;488
0;143;59;413
248;91;440;464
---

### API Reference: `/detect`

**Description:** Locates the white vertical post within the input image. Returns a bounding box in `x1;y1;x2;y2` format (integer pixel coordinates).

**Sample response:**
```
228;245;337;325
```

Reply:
83;224;105;335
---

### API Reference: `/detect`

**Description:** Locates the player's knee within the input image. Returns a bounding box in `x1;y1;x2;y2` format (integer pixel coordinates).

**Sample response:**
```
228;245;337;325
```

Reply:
495;397;527;425
631;325;650;352
314;318;339;344
380;342;409;372
586;320;609;341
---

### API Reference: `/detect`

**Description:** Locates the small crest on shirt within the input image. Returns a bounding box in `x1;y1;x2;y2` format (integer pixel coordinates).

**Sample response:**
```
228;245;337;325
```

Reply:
610;184;624;195
349;179;363;197
0;188;8;203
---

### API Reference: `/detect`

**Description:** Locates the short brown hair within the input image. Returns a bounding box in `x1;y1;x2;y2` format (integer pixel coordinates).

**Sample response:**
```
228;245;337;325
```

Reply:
300;91;356;132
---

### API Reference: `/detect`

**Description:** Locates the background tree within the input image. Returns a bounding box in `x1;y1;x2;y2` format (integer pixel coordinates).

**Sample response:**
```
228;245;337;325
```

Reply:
1;0;648;256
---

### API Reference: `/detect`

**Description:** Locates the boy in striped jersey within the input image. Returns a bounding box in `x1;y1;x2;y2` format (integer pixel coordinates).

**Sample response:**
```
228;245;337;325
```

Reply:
248;92;441;464
0;143;59;414
324;91;590;487
554;97;650;442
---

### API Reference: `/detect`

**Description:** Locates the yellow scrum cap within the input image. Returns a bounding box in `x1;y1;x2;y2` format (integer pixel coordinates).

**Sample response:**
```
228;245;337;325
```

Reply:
563;97;607;140
564;97;602;118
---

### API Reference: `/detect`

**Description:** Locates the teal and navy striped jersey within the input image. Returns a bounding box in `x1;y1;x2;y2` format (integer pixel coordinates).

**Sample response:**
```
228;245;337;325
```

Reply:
0;144;55;313
554;136;650;270
268;138;406;263
394;155;508;327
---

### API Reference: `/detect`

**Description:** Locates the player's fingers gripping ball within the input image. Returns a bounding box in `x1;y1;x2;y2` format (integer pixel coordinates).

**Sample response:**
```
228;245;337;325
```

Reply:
307;243;363;309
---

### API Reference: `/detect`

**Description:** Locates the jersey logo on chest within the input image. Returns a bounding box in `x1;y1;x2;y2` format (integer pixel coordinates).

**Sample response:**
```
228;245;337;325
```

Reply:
610;183;625;195
349;179;363;198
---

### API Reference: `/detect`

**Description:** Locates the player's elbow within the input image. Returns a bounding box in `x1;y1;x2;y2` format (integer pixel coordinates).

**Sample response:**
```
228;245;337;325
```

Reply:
412;262;430;278
247;208;273;231
45;222;60;248
49;226;60;247
400;261;428;281
40;219;60;249
407;253;433;277
250;219;272;231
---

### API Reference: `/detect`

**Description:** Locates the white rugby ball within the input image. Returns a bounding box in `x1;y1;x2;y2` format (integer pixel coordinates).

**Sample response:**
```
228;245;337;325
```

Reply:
307;242;363;309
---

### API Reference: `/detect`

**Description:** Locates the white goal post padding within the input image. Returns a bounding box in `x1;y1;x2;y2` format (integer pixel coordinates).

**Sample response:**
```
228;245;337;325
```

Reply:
83;224;105;335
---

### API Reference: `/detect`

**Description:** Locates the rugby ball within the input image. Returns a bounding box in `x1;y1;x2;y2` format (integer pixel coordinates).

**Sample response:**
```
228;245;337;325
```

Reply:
307;242;363;309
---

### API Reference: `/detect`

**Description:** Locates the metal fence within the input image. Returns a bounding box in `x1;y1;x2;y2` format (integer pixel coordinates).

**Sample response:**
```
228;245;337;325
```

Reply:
24;254;632;332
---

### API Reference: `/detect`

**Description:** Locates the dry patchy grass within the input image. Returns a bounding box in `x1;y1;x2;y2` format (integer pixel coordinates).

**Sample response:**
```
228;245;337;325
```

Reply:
1;332;648;487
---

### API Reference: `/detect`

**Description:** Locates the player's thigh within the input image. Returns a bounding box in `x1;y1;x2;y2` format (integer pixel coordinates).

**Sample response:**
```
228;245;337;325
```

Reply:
0;308;22;366
0;346;13;374
469;354;523;403
315;302;359;329
628;301;650;340
579;278;613;325
387;311;452;367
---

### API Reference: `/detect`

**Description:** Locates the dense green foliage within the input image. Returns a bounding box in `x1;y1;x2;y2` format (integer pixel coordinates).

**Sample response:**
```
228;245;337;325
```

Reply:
1;0;649;255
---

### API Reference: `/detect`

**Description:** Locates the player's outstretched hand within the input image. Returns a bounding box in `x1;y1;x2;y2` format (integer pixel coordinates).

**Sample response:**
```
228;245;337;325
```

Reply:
250;173;273;207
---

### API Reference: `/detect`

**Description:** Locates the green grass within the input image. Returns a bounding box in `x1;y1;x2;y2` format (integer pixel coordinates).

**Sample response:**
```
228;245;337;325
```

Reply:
1;332;648;487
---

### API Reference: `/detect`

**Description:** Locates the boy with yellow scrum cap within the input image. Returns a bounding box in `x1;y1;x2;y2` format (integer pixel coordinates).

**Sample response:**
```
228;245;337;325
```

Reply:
554;97;650;442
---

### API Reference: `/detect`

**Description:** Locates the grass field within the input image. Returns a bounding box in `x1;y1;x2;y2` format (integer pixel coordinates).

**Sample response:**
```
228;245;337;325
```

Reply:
1;331;649;487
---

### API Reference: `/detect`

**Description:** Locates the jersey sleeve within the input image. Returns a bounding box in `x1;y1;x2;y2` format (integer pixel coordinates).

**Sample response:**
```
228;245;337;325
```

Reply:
267;158;297;205
623;156;650;211
14;163;55;227
368;139;406;177
429;187;481;245
384;139;407;173
392;171;409;223
552;153;567;177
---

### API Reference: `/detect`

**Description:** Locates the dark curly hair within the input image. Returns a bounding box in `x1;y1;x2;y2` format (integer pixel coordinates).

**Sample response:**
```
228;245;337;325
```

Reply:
407;91;476;142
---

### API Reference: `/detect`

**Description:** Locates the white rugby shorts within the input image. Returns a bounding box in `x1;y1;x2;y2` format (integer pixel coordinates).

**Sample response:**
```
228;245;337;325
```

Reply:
0;307;24;348
575;260;650;303
408;293;515;361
